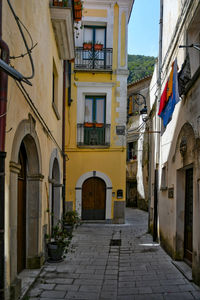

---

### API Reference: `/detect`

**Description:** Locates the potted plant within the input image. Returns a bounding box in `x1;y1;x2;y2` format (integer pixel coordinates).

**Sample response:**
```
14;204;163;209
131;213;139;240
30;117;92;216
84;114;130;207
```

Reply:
83;41;92;50
94;42;103;51
46;220;70;262
53;0;68;7
63;210;81;235
74;0;82;21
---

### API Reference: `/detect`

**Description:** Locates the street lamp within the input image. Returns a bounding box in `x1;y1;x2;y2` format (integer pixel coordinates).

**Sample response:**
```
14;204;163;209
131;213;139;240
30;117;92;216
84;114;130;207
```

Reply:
0;58;32;85
179;44;200;51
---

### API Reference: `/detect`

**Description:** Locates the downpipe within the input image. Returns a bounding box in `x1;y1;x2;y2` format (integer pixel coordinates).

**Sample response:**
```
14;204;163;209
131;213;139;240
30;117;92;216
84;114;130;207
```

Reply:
153;0;163;242
0;1;9;298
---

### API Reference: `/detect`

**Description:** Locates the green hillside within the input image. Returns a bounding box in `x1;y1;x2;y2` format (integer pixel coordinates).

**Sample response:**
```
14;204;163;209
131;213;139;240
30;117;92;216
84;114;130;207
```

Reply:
128;54;157;84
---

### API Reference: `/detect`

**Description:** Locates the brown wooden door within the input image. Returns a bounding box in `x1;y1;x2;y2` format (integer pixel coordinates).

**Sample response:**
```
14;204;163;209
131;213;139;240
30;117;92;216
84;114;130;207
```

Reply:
82;177;106;220
184;168;193;264
17;143;27;273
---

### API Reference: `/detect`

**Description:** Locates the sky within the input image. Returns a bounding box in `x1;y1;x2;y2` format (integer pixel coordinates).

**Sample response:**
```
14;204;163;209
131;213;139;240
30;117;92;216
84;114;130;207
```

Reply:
128;0;160;57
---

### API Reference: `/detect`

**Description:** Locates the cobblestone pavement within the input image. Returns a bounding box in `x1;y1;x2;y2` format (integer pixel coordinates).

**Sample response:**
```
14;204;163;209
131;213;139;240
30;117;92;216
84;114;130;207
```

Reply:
27;208;200;300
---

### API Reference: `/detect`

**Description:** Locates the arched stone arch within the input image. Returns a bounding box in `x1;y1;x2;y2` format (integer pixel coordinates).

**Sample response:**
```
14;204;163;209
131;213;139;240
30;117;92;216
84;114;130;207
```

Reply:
75;171;112;220
49;149;62;227
174;122;200;268
172;122;196;167
9;116;43;286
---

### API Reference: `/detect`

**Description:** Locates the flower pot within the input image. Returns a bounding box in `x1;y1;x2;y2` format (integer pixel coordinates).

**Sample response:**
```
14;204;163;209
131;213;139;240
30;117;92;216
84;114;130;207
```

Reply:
74;9;82;21
84;122;94;127
94;44;103;51
83;43;92;50
95;123;104;128
47;242;65;262
63;224;73;235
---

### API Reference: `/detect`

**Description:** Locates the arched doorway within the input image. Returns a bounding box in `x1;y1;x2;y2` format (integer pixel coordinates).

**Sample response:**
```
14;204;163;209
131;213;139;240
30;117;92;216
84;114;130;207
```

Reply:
82;177;106;220
10;117;43;286
184;167;193;264
17;142;27;273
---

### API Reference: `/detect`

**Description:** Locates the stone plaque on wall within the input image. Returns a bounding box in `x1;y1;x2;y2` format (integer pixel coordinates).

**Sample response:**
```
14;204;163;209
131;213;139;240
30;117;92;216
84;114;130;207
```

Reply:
116;126;125;135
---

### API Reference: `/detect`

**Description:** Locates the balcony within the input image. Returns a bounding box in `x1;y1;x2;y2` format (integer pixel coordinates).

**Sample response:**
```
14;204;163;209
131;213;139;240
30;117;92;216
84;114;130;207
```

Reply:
77;124;111;146
50;0;75;60
74;48;113;71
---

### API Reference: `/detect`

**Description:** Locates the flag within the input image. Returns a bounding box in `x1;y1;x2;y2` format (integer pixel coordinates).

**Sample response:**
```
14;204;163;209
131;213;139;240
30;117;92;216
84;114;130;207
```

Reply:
158;59;180;127
158;80;168;116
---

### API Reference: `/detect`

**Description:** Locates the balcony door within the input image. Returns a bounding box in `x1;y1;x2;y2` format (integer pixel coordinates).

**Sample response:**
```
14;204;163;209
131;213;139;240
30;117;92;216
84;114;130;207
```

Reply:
84;96;106;145
84;26;106;68
84;26;106;48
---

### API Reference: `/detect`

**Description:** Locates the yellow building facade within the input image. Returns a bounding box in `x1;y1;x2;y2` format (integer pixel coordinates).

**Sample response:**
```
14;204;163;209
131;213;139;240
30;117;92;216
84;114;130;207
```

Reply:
65;0;134;222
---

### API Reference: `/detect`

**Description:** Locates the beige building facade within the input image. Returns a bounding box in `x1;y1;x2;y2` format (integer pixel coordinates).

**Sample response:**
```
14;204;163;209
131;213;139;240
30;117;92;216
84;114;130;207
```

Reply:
149;0;200;286
1;0;75;298
127;76;152;211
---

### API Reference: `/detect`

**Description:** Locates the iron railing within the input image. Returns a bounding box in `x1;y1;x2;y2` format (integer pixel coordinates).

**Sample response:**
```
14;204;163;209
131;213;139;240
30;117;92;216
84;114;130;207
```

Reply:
77;124;111;146
75;47;113;70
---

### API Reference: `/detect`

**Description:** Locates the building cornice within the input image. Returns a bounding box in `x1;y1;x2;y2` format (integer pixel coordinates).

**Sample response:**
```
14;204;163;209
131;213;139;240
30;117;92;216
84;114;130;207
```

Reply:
75;81;116;87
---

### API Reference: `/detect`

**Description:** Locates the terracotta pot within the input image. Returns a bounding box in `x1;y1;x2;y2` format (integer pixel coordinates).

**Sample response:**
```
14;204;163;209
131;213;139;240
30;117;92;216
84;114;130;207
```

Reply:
84;122;94;127
95;123;104;128
74;9;82;21
83;43;92;50
94;44;103;51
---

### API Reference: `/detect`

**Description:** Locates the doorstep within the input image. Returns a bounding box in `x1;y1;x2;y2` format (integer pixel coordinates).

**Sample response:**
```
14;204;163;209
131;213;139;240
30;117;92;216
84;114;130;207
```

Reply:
172;260;193;281
18;267;43;299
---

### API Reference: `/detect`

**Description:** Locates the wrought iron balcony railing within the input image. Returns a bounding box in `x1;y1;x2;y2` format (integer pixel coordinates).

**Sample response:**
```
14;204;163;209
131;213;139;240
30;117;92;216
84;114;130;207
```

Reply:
77;124;111;146
75;47;113;71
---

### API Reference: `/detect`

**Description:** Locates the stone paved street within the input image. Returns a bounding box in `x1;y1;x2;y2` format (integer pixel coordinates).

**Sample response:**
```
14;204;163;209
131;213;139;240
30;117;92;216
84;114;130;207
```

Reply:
27;208;200;300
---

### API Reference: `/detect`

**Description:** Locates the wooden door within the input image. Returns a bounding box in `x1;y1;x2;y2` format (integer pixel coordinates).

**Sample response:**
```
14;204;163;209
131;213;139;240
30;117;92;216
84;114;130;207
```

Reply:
17;143;27;273
184;168;193;264
82;177;106;220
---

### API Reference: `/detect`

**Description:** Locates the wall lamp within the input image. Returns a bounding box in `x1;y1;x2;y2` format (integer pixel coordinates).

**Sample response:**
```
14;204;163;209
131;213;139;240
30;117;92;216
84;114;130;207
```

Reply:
132;92;147;115
179;44;200;52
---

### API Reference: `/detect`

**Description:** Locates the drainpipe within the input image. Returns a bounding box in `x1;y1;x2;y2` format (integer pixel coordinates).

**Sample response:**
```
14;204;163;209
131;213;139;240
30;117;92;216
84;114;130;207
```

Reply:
153;0;163;242
62;61;66;215
0;0;9;299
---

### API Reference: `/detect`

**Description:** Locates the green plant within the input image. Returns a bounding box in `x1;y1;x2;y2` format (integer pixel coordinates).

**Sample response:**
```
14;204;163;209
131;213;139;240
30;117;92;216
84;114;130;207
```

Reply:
45;220;70;249
95;41;103;45
74;0;82;6
83;41;92;44
63;0;68;7
63;210;81;228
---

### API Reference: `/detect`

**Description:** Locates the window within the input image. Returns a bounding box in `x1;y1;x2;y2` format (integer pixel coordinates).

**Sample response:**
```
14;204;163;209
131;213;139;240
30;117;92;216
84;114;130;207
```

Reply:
187;5;200;76
83;96;106;145
127;142;137;160
160;164;168;190
84;26;106;48
52;60;60;119
128;95;140;116
84;96;105;126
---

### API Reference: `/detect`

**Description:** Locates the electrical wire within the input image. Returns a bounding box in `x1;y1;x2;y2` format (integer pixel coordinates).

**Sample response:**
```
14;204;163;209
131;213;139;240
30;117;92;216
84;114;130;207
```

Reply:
10;43;38;60
7;0;35;79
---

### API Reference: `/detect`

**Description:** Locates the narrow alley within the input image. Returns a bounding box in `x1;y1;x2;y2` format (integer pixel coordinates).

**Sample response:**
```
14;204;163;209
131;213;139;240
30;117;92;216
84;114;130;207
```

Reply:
27;208;200;300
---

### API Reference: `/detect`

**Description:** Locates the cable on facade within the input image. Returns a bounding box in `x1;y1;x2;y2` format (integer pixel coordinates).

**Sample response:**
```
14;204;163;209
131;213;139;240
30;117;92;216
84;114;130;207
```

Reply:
7;0;35;79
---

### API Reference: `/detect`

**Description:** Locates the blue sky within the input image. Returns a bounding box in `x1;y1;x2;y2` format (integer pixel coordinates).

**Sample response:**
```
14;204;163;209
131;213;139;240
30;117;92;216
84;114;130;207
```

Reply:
128;0;160;57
